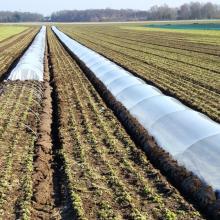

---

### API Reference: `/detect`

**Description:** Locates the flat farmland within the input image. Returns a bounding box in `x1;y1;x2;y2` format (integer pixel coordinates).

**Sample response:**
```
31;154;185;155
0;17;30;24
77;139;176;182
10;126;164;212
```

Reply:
47;28;202;220
0;26;28;42
59;24;220;123
0;23;219;220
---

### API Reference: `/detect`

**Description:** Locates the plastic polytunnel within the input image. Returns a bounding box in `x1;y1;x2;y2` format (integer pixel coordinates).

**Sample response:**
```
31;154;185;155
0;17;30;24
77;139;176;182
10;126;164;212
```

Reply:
8;26;46;81
52;26;220;194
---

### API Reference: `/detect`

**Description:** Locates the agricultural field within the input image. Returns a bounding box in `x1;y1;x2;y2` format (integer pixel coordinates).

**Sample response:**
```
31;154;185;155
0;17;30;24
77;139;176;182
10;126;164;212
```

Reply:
0;26;28;42
59;23;220;123
0;22;219;220
0;81;43;219
47;28;203;220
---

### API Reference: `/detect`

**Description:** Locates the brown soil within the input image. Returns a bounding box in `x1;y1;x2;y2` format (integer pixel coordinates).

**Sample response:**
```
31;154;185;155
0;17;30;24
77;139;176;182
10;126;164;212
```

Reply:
31;45;61;219
0;81;43;219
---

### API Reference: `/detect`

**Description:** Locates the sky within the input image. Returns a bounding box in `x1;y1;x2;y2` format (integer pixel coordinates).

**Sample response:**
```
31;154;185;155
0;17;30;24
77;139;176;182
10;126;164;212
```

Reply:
1;0;220;16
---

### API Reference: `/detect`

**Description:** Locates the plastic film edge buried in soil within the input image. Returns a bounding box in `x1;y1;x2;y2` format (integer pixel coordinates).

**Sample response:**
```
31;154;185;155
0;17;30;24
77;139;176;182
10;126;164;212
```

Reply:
52;26;220;197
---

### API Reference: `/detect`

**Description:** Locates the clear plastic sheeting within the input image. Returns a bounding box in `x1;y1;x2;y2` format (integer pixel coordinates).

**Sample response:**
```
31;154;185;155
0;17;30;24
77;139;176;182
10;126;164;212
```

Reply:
130;96;188;132
8;26;46;81
107;76;144;96
176;134;220;193
151;110;220;155
99;70;130;86
90;60;115;73
52;26;220;192
116;84;162;110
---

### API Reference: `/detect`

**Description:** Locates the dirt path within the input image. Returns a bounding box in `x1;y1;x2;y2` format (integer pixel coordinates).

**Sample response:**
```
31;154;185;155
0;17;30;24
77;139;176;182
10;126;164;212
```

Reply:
31;44;61;219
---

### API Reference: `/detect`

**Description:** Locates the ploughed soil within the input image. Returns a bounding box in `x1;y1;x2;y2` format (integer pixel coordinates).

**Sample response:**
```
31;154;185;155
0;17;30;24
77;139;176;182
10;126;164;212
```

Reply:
31;46;61;219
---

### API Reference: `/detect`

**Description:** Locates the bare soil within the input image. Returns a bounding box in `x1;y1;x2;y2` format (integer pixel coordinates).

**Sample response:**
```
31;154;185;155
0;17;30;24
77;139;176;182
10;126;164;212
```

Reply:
31;46;61;219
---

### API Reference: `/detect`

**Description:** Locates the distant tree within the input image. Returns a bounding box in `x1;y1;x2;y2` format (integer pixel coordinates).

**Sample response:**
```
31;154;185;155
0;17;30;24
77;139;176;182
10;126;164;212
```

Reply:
0;11;43;22
178;4;191;19
51;9;148;22
189;2;202;19
201;2;216;19
14;13;21;22
1;2;220;23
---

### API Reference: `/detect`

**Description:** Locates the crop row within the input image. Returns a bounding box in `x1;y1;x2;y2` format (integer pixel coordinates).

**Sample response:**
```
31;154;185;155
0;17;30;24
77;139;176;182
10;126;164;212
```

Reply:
0;27;39;79
0;81;43;219
75;30;220;91
73;26;220;73
48;28;203;220
59;25;220;123
110;26;220;55
91;27;220;61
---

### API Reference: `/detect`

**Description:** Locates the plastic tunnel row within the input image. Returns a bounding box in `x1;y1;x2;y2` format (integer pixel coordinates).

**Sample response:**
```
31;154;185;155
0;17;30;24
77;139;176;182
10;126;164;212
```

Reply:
52;26;220;194
8;26;46;81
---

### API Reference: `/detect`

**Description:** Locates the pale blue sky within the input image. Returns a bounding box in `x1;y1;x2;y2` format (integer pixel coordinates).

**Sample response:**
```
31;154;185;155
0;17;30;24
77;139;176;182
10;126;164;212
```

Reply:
1;0;220;15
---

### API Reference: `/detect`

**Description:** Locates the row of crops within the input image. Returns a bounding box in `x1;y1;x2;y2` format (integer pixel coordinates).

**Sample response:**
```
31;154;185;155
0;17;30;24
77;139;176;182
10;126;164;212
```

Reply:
0;25;219;219
58;25;220;123
0;81;43;219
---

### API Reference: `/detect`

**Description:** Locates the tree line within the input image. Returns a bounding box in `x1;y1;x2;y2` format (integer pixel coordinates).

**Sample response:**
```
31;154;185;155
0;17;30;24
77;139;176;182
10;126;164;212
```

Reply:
1;2;220;22
149;2;220;20
0;11;43;22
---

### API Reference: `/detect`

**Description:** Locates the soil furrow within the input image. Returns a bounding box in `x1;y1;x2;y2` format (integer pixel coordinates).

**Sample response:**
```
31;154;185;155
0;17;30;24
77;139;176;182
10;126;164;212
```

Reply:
31;42;61;219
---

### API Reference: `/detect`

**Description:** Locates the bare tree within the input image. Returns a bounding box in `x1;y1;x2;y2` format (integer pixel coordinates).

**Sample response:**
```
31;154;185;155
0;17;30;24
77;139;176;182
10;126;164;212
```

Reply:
189;2;202;19
0;11;43;22
201;2;216;19
178;4;191;19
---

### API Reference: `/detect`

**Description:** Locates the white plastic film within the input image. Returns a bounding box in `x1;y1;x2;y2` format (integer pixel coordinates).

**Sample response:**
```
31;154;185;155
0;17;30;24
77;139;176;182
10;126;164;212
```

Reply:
8;26;46;81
